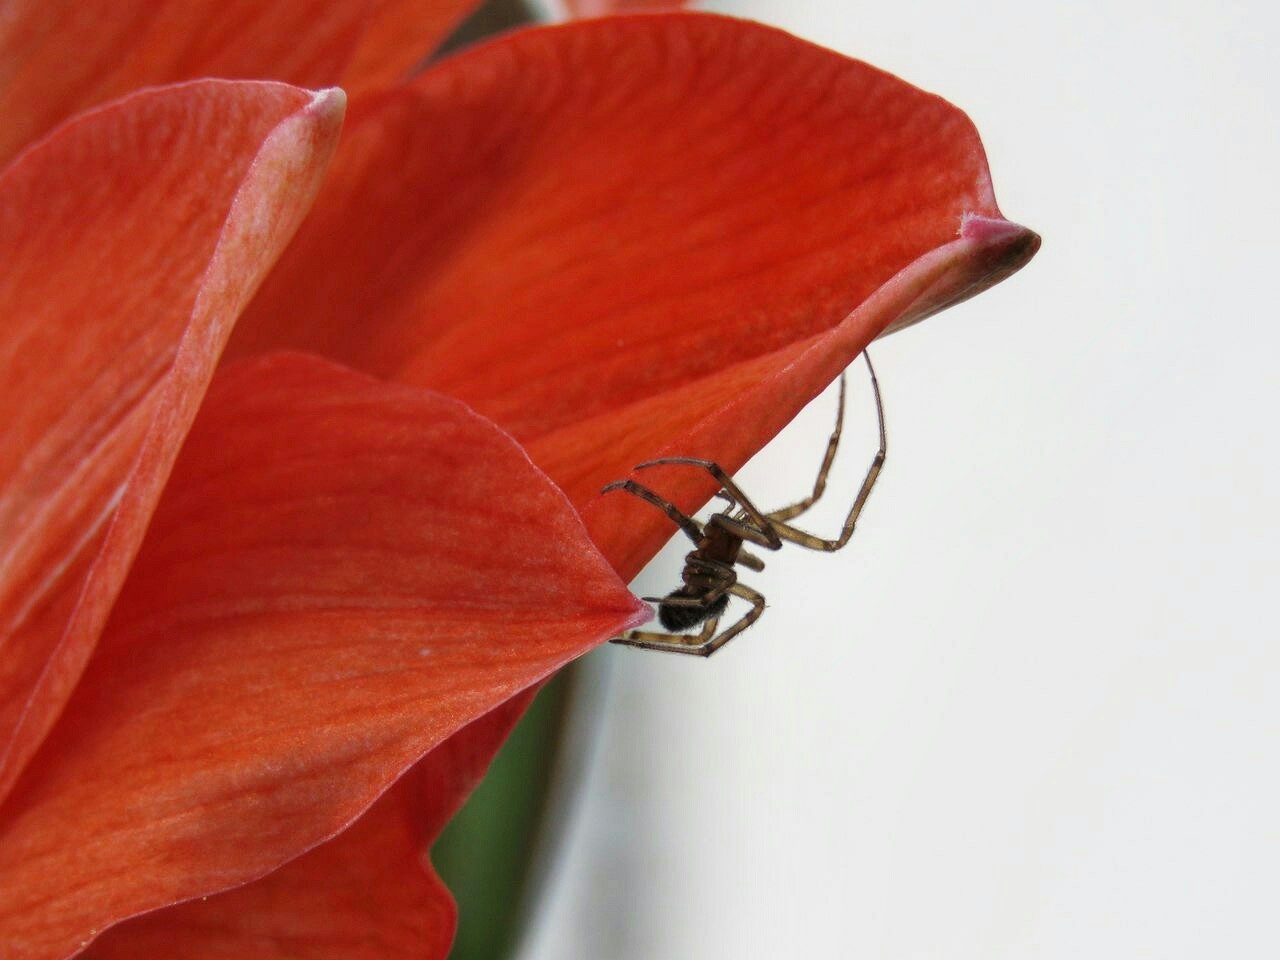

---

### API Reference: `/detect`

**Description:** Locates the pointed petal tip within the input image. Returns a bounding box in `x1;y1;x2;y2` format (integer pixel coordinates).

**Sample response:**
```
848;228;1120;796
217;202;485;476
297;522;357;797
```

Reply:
308;86;347;114
0;353;651;958
299;86;347;143
961;214;1041;272
623;596;655;633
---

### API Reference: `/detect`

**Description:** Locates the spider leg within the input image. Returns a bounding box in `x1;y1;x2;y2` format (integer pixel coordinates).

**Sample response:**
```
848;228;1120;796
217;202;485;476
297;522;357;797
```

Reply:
704;514;780;552
612;584;766;657
640;594;701;606
737;547;766;572
767;354;885;552
696;584;767;657
633;457;781;549
611;614;720;653
601;478;702;546
768;371;846;522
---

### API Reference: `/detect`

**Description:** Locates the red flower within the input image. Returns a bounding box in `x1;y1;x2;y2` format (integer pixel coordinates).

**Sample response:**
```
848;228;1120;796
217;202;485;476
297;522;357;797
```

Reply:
0;3;1037;957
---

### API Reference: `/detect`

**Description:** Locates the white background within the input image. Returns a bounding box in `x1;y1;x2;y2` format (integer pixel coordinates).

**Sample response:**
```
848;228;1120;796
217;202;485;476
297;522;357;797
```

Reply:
524;0;1280;956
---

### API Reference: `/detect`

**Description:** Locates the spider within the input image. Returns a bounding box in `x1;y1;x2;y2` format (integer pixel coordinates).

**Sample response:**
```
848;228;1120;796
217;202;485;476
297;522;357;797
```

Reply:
601;351;886;657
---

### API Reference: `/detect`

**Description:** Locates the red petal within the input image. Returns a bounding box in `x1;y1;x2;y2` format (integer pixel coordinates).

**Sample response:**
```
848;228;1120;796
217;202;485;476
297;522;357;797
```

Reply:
575;213;1041;578
0;83;343;805
0;354;644;960
0;0;475;167
224;14;1037;552
86;695;532;960
338;0;484;95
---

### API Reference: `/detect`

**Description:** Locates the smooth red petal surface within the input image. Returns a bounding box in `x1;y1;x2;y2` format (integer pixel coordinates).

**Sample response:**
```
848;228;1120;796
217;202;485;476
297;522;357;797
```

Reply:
0;0;476;167
0;82;343;804
225;14;1037;555
86;695;532;960
0;354;644;960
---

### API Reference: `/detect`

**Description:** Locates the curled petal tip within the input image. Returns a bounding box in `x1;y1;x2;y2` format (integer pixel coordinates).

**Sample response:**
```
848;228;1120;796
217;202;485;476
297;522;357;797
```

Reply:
954;214;1041;300
308;87;347;111
302;87;347;137
961;214;1041;264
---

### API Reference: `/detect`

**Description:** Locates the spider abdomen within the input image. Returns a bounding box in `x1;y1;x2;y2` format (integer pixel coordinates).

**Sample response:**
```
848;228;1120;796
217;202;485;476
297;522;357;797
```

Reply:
658;589;730;631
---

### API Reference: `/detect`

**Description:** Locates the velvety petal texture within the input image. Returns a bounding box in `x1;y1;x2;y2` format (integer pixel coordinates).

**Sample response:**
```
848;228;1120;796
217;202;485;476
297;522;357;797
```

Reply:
0;81;343;804
225;13;1037;571
0;355;644;959
0;0;476;166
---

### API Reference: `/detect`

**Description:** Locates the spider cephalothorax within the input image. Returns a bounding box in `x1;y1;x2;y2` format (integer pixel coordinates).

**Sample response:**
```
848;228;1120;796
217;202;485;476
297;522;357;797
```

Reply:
602;351;886;657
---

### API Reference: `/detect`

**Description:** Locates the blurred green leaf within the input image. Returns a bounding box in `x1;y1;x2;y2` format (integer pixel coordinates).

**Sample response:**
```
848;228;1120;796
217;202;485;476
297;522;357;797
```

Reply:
432;669;573;960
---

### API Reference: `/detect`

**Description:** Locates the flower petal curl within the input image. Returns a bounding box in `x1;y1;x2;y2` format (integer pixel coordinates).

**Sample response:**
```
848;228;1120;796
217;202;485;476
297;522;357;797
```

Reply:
223;12;1037;570
0;81;344;805
576;213;1040;577
0;354;644;959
